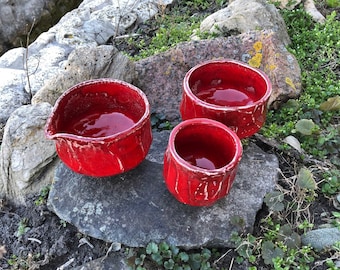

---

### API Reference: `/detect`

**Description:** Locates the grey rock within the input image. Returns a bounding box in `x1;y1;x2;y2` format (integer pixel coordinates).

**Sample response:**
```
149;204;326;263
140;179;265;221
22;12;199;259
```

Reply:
0;103;56;204
146;130;171;164
48;131;278;248
52;0;167;48
200;0;291;46
301;228;340;251
0;68;31;140
0;47;26;69
32;45;136;106
25;42;73;96
135;30;301;121
0;0;82;55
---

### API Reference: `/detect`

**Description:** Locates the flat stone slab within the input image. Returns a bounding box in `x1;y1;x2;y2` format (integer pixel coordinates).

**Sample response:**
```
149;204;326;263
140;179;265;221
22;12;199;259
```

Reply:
48;131;278;248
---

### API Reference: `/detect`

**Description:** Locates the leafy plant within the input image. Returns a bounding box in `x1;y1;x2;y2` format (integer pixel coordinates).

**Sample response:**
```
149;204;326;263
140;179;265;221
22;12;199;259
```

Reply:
263;191;285;212
321;169;340;197
130;242;215;270
34;185;50;206
328;211;340;228
151;112;173;130
261;240;284;265
15;218;30;238
326;0;340;8
231;220;314;269
230;232;260;264
230;163;321;267
7;253;41;270
59;219;68;228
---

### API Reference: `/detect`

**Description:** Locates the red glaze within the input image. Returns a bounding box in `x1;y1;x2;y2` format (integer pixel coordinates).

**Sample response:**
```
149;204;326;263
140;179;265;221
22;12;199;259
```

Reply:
45;79;152;177
66;111;136;138
180;59;272;139
163;118;242;207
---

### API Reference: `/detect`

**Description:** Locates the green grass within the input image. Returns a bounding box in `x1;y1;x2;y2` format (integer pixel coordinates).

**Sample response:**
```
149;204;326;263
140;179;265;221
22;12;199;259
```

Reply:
261;8;340;165
126;4;207;61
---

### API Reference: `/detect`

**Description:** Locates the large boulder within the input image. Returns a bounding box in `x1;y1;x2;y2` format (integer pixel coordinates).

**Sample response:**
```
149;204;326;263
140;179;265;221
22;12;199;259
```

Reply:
0;103;56;204
32;45;136;105
200;0;291;46
0;63;31;141
135;30;301;121
0;0;82;55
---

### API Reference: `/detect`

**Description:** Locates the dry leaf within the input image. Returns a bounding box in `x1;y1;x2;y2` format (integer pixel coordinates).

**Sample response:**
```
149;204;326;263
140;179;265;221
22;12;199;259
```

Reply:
283;135;302;153
319;96;340;111
0;245;7;259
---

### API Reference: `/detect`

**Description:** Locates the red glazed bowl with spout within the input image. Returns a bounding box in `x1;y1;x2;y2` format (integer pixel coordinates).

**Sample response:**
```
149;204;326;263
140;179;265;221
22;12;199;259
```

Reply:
180;59;272;139
45;79;152;177
163;118;243;207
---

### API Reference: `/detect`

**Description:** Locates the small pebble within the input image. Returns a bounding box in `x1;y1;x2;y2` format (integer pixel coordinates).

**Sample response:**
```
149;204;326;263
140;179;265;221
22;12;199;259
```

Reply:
301;227;340;251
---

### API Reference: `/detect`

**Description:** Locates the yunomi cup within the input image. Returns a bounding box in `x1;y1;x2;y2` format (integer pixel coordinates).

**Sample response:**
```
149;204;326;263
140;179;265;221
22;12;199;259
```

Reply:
180;59;272;139
163;118;243;207
45;79;152;177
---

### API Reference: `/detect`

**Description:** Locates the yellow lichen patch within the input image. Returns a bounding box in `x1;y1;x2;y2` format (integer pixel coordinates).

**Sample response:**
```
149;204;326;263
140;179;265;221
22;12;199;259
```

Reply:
248;41;263;68
285;77;296;91
265;63;277;72
248;53;262;68
253;41;263;53
165;65;172;76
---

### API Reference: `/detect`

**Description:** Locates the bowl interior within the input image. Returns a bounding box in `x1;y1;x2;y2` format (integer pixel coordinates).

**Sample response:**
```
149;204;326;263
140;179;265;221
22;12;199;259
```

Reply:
187;61;269;107
174;123;237;170
50;80;147;138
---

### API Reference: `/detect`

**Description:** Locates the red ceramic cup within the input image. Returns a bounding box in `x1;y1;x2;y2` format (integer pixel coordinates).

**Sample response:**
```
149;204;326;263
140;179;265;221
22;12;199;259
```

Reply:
45;79;152;177
180;59;272;139
163;118;243;207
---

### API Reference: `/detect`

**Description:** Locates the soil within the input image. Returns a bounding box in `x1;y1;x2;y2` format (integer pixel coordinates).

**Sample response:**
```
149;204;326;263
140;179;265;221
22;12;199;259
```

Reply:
0;1;339;270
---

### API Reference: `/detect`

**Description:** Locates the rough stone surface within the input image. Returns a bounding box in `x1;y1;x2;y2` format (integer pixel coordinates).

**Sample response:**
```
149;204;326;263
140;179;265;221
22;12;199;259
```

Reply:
135;30;301;121
0;102;56;204
0;67;31;140
48;131;278;248
32;45;136;105
200;0;291;46
0;0;82;55
301;228;340;251
51;0;170;49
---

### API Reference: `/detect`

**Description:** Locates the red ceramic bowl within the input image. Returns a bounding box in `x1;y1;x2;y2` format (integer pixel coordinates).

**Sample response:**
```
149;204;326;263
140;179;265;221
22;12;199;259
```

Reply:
180;59;272;139
45;79;152;177
163;118;242;207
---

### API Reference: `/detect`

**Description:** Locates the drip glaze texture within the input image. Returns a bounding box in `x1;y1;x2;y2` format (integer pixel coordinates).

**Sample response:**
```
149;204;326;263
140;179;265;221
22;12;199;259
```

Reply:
180;59;272;139
163;118;242;207
45;79;152;177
